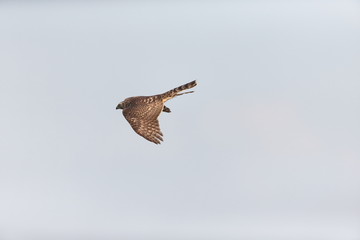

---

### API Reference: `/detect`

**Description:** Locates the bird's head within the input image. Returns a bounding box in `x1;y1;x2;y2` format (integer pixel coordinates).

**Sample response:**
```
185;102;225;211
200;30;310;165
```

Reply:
116;98;132;110
116;102;124;110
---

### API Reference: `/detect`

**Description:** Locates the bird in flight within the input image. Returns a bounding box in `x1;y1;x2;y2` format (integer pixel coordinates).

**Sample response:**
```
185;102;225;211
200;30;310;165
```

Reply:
116;80;197;144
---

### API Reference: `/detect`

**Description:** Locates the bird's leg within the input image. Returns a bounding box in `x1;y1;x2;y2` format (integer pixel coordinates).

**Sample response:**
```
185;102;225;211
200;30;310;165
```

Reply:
163;105;171;113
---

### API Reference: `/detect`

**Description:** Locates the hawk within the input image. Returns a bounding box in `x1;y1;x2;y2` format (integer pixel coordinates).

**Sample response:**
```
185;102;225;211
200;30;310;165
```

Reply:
116;80;197;144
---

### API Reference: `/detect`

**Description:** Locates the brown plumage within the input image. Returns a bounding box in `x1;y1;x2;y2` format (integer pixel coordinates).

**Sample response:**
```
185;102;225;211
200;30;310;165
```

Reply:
116;80;197;144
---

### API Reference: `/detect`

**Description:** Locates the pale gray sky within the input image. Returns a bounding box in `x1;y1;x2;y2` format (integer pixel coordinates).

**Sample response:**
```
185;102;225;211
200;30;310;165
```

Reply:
0;1;359;240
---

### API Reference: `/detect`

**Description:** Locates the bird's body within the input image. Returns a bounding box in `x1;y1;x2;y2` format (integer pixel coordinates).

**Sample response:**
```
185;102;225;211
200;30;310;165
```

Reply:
116;80;197;144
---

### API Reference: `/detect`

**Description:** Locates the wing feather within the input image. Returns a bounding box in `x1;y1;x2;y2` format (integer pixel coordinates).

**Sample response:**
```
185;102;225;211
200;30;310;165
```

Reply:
123;106;164;144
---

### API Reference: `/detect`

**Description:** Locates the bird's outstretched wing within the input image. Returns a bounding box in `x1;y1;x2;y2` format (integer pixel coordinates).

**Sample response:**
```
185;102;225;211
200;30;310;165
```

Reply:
123;108;163;144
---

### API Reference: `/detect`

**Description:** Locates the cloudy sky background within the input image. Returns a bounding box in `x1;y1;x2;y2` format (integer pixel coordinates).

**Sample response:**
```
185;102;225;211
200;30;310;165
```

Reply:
0;1;359;239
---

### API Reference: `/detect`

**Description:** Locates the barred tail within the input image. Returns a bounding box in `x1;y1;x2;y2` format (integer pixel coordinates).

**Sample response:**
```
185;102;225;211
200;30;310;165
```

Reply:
160;80;197;102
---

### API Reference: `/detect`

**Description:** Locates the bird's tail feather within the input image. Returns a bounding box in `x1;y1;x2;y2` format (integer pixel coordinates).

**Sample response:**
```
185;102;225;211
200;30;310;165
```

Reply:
160;80;197;102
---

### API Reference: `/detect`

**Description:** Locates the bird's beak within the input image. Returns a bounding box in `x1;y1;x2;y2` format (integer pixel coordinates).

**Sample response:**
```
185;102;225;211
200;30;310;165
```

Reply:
116;103;123;110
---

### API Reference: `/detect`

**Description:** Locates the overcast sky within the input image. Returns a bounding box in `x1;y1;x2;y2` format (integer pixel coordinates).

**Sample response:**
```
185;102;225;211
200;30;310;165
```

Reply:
0;1;359;240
